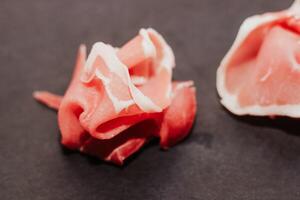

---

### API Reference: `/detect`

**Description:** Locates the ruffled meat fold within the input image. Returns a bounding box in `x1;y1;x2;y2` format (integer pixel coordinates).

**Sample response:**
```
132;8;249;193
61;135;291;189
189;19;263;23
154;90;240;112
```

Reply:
34;28;196;165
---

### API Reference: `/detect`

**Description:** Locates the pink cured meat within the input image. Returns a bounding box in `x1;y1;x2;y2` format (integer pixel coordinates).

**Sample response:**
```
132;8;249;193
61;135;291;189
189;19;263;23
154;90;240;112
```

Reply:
34;28;196;165
217;0;300;117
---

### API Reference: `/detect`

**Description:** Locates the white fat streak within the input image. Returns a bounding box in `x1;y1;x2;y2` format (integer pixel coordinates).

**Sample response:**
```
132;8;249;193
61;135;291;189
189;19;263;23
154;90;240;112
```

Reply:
286;0;300;71
94;43;129;84
95;69;134;113
259;68;272;82
84;46;95;72
144;28;175;102
104;86;135;113
171;81;194;98
166;83;172;99
95;69;110;84
290;51;300;71
85;42;162;113
114;47;120;53
139;29;157;58
221;95;300;118
290;0;300;15
175;81;194;91
146;28;175;72
131;76;147;85
216;1;300;117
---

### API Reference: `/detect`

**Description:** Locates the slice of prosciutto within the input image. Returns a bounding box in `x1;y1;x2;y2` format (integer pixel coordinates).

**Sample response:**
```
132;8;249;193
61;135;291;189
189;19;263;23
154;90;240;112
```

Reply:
217;0;300;117
34;28;196;165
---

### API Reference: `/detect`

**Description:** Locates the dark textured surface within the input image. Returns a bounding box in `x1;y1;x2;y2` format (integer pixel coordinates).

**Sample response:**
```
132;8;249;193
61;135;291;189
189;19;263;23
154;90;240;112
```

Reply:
1;0;300;199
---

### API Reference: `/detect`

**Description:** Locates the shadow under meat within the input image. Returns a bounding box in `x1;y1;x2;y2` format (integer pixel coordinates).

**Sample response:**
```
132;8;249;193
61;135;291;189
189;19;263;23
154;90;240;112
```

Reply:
57;129;164;168
59;137;168;168
172;113;215;149
224;106;300;137
58;120;198;168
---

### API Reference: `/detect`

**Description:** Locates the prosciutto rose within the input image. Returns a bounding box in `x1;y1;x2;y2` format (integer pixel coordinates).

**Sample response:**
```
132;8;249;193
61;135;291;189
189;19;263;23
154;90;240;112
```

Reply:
34;28;196;165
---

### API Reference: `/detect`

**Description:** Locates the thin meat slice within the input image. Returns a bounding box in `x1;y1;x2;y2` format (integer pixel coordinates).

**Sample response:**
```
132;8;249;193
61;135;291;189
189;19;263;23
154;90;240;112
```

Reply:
77;29;174;140
217;0;300;117
33;28;196;165
117;29;156;68
58;45;88;149
33;91;62;110
33;44;87;112
80;82;196;164
81;120;160;165
159;81;197;149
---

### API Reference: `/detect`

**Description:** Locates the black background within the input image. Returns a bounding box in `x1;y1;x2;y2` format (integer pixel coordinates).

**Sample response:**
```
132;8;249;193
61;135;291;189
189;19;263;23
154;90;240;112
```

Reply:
1;0;300;199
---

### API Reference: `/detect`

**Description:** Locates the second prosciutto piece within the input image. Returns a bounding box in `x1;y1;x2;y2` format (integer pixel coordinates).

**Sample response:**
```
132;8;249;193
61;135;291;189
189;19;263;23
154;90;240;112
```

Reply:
217;0;300;117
